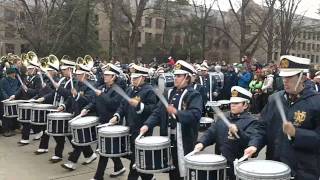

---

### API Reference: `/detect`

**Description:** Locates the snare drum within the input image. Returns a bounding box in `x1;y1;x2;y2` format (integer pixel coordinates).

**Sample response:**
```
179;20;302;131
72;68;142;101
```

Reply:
235;160;291;180
218;100;230;111
47;112;73;136
135;136;172;174
98;125;130;157
185;154;227;180
30;104;56;125
205;101;221;118
17;103;34;123
199;117;215;131
3;100;27;118
70;116;99;146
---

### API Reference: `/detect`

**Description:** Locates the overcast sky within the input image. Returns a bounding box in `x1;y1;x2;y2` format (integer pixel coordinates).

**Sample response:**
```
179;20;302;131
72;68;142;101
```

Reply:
195;0;320;19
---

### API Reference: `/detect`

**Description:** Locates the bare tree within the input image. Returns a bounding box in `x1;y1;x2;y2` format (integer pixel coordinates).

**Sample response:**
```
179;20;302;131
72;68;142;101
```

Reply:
16;0;78;56
120;0;150;60
278;0;304;55
191;0;216;59
216;0;276;60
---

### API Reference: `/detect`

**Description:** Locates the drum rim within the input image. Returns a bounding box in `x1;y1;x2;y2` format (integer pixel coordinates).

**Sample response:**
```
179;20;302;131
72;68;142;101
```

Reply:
3;115;18;118
30;121;47;125
185;154;227;168
17;119;30;122
98;125;130;135
31;104;56;109
47;112;73;118
136;166;172;174
98;151;131;157
47;132;72;136
18;103;34;108
135;136;171;147
70;116;99;126
235;160;291;179
71;139;97;146
3;100;28;104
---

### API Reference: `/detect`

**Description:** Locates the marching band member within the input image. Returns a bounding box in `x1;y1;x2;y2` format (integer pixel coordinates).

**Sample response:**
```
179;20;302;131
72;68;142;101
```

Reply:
194;86;258;180
86;63;126;179
61;63;97;170
140;60;203;180
35;56;75;157
15;63;43;145
197;65;219;103
244;56;320;180
108;64;158;180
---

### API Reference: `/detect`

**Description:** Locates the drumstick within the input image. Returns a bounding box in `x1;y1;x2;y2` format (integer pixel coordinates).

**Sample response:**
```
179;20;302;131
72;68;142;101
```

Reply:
68;114;82;124
16;74;27;92
96;122;112;129
38;72;45;88
70;72;74;89
212;106;240;139
275;94;292;140
136;133;143;141
112;84;131;102
45;71;59;89
238;154;249;163
185;149;199;158
152;87;176;119
83;80;99;93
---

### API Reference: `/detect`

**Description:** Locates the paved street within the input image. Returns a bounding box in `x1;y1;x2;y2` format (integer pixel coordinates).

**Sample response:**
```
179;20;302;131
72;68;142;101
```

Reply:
0;128;265;180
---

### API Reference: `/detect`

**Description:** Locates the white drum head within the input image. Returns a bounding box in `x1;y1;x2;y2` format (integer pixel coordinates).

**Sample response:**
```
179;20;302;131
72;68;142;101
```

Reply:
71;116;99;126
47;112;73;118
137;136;169;145
186;154;226;164
99;125;129;134
205;101;221;107
218;100;230;105
32;103;55;109
238;160;290;175
200;117;214;123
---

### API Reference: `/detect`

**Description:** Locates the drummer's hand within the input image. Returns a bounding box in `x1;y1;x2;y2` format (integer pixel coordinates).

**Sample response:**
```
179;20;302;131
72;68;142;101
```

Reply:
128;98;139;107
140;125;149;135
52;82;59;89
283;121;296;137
109;116;118;125
228;124;239;137
71;88;77;97
57;106;64;112
95;90;102;96
244;146;257;158
213;92;218;97
194;143;204;152
9;95;15;100
80;109;89;116
36;97;45;103
166;105;177;115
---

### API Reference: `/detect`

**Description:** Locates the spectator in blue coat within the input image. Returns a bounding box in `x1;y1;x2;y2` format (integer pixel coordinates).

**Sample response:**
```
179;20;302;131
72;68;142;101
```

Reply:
0;67;21;137
238;67;253;89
